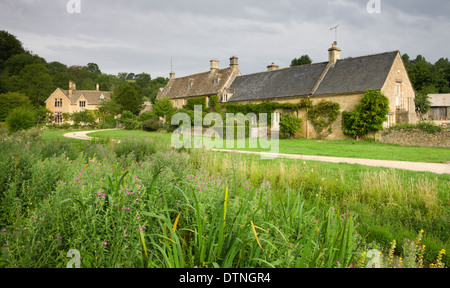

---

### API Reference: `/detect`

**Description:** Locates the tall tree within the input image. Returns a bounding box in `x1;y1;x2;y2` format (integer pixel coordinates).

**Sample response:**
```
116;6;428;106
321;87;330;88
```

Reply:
112;83;144;115
148;77;170;104
0;92;32;121
87;63;101;74
0;30;26;70
17;63;54;106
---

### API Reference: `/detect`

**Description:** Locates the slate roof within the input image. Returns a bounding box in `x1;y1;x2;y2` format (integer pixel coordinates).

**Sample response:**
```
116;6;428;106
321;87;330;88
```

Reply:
227;62;328;102
158;67;235;99
60;90;112;105
314;51;399;95
227;51;400;102
428;94;450;107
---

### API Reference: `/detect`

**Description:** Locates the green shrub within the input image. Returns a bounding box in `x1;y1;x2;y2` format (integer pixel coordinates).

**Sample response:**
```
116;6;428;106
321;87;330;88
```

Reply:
307;100;340;139
142;119;162;132
138;111;157;122
385;122;444;135
113;138;156;162
5;107;36;132
97;117;117;129
184;96;207;111
0;92;32;122
280;113;303;139
343;90;389;140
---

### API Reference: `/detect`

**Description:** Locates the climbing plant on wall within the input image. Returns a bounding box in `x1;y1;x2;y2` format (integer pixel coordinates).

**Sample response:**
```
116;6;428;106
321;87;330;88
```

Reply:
307;100;340;139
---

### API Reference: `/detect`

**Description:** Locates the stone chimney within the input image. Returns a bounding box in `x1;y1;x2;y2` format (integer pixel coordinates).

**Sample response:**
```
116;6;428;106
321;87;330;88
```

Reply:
230;56;239;70
69;80;76;97
210;60;219;73
328;42;341;65
267;62;279;71
170;72;176;79
96;83;100;91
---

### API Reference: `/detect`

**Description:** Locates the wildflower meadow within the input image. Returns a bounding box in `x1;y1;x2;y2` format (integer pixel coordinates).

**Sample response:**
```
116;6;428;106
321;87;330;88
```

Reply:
0;128;448;268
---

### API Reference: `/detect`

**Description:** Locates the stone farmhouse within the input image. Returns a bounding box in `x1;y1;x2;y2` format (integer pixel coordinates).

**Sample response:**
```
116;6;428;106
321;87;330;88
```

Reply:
45;81;112;124
157;56;242;108
158;43;418;140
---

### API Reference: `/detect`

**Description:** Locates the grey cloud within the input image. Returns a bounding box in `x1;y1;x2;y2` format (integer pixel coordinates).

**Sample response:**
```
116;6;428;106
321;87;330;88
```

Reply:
0;0;448;77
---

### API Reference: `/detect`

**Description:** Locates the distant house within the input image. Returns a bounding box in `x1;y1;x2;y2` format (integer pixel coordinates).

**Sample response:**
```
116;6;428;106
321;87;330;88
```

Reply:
427;94;449;120
45;81;112;124
156;56;242;108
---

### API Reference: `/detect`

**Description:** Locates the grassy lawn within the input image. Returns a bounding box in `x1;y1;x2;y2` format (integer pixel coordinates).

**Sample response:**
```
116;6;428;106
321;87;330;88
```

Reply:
86;129;450;164
40;130;86;144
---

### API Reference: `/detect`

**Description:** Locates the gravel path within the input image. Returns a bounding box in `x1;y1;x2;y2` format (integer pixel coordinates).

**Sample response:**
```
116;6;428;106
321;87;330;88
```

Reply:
63;130;449;175
212;149;450;175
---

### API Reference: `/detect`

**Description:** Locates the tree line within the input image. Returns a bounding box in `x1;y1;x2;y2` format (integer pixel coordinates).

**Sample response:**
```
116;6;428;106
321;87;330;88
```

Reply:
0;30;169;112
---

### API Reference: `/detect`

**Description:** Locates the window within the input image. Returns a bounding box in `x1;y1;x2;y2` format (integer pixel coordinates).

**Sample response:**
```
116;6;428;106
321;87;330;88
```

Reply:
175;100;179;107
55;98;63;108
99;95;105;102
223;94;228;102
272;112;281;129
79;101;86;108
55;112;63;124
214;78;220;85
395;83;401;108
188;82;193;89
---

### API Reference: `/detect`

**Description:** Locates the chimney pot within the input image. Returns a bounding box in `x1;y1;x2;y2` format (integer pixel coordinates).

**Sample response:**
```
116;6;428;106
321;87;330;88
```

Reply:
267;63;279;71
210;60;219;73
328;43;341;65
230;56;238;69
170;72;176;79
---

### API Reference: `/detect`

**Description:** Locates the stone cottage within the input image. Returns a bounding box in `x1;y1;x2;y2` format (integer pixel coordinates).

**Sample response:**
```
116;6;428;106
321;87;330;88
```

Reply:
225;43;417;139
156;56;242;108
45;81;112;124
157;43;418;140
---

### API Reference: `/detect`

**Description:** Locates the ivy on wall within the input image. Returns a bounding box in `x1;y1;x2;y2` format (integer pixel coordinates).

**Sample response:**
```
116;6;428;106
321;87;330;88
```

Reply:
307;100;340;139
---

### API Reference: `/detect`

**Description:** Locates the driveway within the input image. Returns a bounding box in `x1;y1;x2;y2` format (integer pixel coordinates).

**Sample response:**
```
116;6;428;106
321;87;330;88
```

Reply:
63;130;449;175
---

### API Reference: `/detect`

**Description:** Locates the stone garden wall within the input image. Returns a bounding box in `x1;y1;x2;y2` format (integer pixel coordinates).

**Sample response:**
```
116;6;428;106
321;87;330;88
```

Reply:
377;129;450;148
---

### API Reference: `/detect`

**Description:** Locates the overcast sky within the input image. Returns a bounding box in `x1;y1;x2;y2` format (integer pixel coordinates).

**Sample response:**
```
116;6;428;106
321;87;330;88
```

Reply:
1;0;449;78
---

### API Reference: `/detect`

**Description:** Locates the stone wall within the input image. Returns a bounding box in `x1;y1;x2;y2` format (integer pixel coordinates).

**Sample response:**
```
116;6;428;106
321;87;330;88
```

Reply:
377;129;450;148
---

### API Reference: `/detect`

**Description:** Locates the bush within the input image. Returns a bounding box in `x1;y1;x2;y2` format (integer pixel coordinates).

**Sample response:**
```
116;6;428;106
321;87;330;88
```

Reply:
142;119;162;132
385;121;444;135
113;138;157;162
0;92;32;122
123;119;141;130
5;107;36;132
97;117;117;129
280;113;303;139
138;111;157;122
343;90;389;140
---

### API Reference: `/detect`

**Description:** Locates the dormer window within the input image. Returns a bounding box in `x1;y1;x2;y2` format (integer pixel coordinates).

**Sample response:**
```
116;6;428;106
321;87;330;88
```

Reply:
214;78;220;85
79;101;86;108
188;82;193;89
222;94;228;103
99;94;105;101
